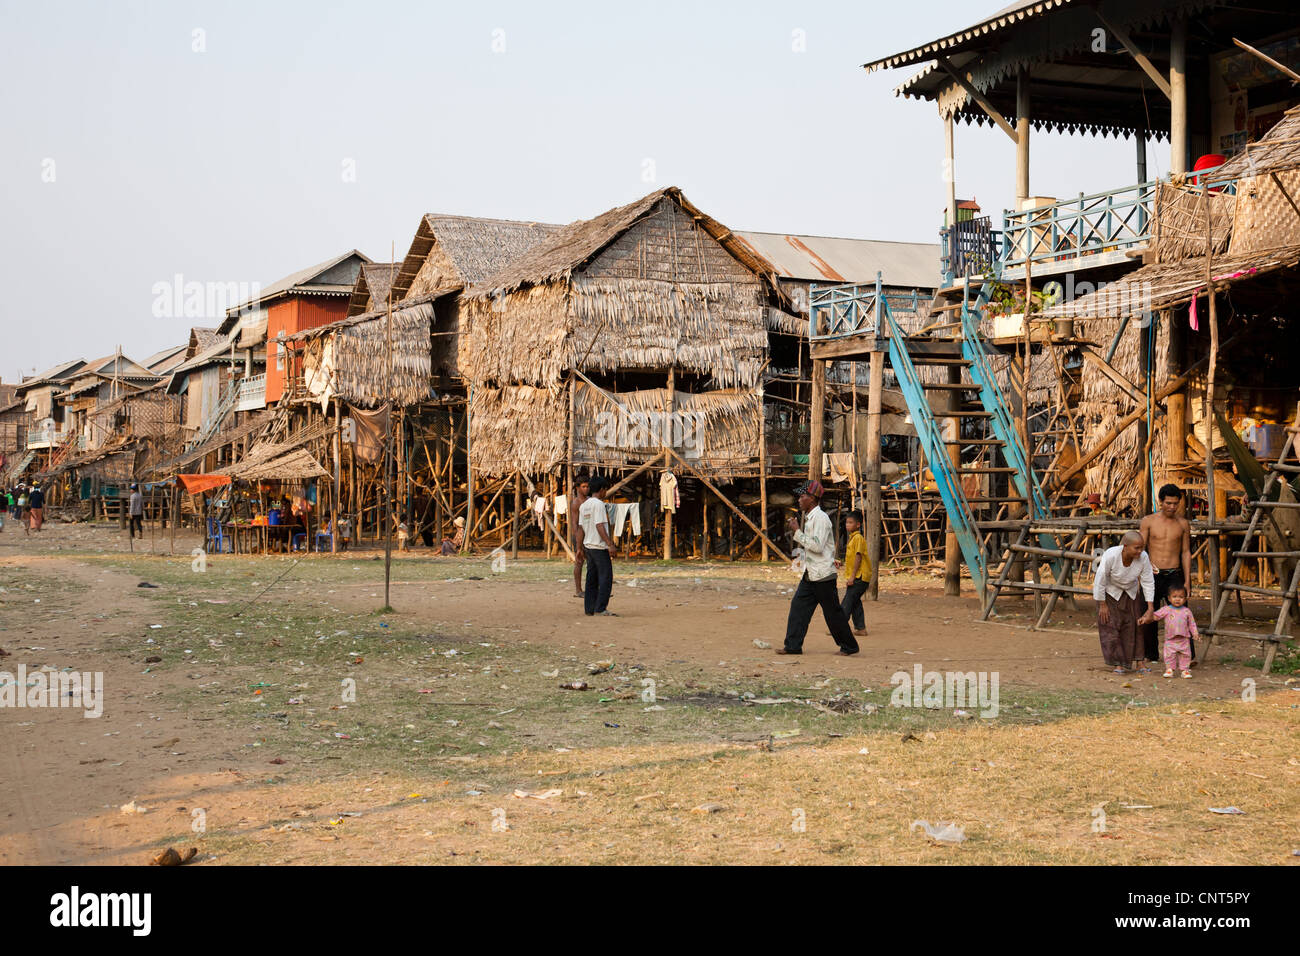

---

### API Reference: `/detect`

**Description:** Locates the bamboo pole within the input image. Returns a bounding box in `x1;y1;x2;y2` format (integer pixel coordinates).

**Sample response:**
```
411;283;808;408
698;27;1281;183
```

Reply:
865;349;884;599
383;246;394;611
808;357;825;482
1204;187;1221;659
758;382;769;563
663;366;675;561
511;471;521;559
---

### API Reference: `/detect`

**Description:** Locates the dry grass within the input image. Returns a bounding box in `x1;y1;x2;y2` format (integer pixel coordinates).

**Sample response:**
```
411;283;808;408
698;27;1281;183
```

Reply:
176;692;1298;865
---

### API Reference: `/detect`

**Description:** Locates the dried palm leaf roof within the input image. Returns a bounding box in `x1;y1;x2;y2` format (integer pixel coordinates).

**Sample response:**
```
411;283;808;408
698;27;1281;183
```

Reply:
218;446;329;481
465;187;783;299
188;328;221;357
389;214;563;302
347;262;400;317
1215;106;1300;180
1040;243;1300;320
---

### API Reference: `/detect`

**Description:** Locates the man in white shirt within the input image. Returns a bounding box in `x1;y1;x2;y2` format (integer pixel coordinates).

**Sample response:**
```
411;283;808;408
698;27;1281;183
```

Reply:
777;480;858;656
579;476;618;616
1094;530;1156;673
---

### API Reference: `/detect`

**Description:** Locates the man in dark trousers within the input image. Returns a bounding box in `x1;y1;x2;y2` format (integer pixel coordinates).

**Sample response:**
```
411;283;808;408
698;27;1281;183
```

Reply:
777;480;859;656
128;483;144;539
578;476;618;616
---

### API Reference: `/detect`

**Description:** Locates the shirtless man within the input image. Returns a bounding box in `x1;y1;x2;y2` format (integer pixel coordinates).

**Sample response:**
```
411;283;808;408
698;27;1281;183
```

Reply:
569;474;591;598
1140;483;1194;665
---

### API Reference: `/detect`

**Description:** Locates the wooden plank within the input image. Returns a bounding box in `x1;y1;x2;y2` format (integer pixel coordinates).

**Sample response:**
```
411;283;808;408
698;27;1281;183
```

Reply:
935;57;1019;143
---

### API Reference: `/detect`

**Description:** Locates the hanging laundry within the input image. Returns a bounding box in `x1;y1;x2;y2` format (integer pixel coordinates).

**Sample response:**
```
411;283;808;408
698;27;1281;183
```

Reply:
659;470;679;512
609;502;642;538
532;494;547;530
823;453;855;484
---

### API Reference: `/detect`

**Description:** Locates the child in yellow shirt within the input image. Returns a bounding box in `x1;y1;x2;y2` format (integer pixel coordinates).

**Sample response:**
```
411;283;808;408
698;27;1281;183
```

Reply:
839;510;871;635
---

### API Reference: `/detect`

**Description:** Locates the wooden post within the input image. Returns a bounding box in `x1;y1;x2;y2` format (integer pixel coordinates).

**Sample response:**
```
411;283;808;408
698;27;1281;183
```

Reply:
1015;68;1030;203
1170;19;1188;175
567;373;576;548
809;357;825;482
866;349;884;600
1166;309;1186;463
944;362;963;597
511;470;521;559
702;490;710;561
332;400;341;553
1138;313;1153;514
464;385;474;554
663;366;675;561
758;383;769;562
944;114;958;234
1203;187;1221;655
850;360;858;508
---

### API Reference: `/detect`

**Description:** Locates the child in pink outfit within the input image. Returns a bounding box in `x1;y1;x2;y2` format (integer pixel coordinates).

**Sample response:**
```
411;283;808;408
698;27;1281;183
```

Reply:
1153;585;1198;678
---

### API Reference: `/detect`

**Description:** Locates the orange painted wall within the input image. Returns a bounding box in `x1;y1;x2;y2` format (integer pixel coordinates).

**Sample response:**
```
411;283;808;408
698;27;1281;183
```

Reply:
264;296;349;404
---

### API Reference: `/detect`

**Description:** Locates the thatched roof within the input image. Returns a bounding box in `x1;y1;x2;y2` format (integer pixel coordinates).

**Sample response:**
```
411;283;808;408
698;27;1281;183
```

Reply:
1215;106;1300;180
466;187;781;298
299;297;442;407
389;214;563;302
460;192;772;389
188;328;221;357
1040;244;1300;320
347;262;400;317
218;446;328;481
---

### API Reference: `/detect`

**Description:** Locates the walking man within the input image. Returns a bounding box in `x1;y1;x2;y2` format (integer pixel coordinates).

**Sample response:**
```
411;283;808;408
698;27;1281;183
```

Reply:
579;476;617;616
778;480;859;656
1139;483;1194;664
128;483;144;539
569;474;591;598
1094;530;1156;673
27;483;44;532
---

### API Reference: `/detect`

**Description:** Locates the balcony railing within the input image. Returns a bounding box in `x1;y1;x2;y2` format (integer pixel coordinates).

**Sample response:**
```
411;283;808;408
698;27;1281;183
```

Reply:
941;216;1001;281
233;373;267;412
1000;180;1158;274
809;279;926;343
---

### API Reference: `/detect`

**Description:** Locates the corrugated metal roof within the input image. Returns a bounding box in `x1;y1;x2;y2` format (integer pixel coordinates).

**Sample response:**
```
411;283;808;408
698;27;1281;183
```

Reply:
732;232;939;288
226;249;371;317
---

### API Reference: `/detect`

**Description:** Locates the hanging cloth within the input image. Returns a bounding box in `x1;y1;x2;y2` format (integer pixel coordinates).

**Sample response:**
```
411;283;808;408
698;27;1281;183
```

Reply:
610;502;642;538
659;471;679;512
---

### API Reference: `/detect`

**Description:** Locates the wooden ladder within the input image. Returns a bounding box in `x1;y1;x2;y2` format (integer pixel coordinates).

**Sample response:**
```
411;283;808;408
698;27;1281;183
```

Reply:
1207;416;1300;674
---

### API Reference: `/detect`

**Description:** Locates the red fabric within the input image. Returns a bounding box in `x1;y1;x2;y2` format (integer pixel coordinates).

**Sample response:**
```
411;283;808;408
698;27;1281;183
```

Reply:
179;474;232;494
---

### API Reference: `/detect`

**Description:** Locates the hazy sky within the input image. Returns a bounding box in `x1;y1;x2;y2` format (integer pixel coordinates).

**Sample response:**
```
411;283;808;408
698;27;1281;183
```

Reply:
0;0;1165;383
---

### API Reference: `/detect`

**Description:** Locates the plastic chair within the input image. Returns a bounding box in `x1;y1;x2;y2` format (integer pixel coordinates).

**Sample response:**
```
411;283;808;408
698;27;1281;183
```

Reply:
206;517;232;553
315;532;334;552
292;532;307;552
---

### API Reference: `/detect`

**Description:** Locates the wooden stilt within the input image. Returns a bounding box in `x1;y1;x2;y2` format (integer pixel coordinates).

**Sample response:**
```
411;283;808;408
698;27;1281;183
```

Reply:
865;349;884;600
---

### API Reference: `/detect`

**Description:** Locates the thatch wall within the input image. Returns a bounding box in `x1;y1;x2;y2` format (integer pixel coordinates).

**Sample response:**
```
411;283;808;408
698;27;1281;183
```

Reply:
1074;312;1170;511
301;303;433;408
569;277;766;386
469;384;568;477
574;384;760;478
1152;181;1234;263
468;382;761;479
1229;170;1300;256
